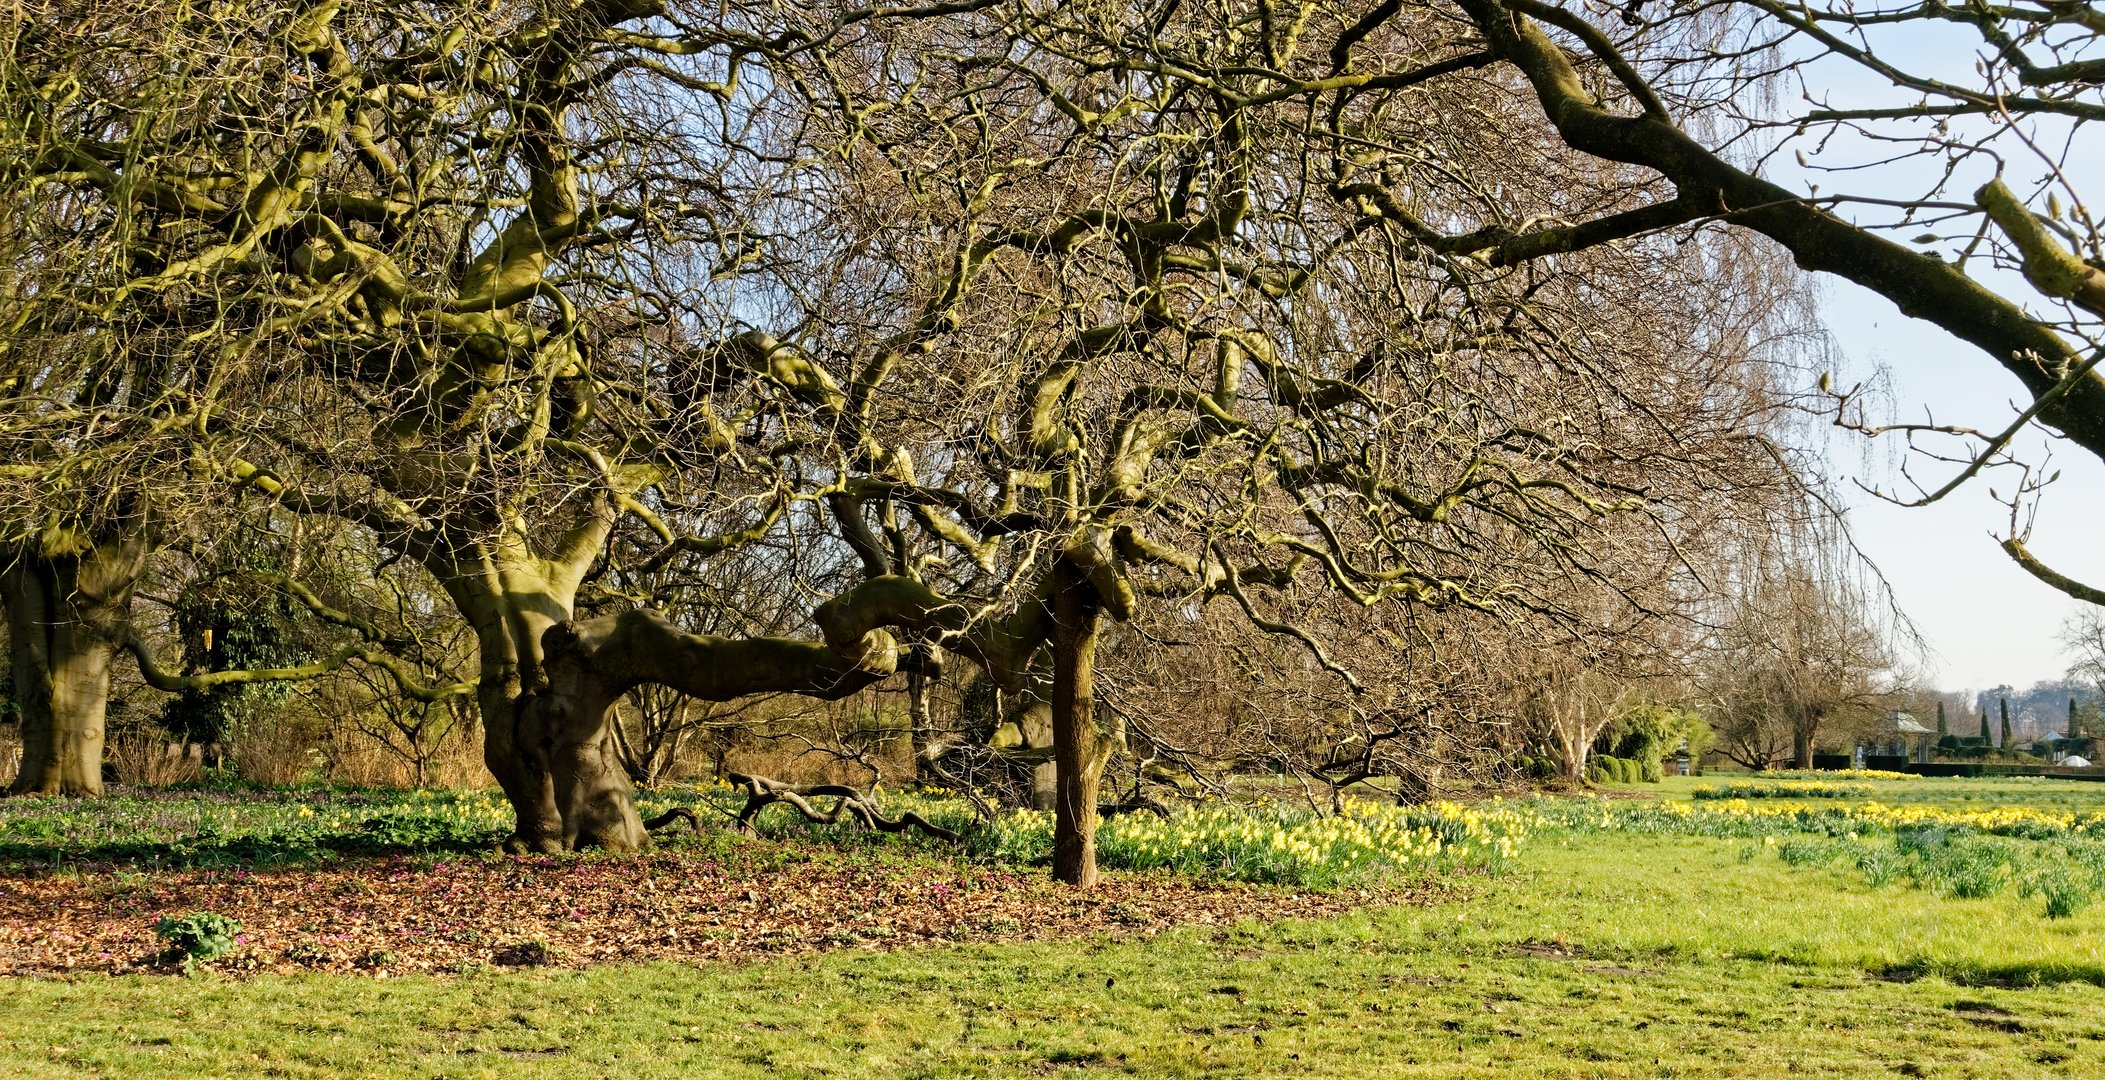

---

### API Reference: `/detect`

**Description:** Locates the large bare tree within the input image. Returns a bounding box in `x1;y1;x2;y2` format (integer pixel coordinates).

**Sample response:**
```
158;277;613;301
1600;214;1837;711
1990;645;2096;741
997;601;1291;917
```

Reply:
6;0;1805;894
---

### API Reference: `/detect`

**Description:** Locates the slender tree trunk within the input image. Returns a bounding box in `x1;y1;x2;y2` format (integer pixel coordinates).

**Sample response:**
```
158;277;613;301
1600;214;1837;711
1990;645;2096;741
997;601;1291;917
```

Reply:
3;540;148;796
906;644;940;782
1050;560;1108;888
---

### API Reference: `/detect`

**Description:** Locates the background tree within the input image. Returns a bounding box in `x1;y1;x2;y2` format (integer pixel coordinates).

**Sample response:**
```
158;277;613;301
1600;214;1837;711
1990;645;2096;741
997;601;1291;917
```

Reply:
2068;608;2105;701
1699;517;1907;768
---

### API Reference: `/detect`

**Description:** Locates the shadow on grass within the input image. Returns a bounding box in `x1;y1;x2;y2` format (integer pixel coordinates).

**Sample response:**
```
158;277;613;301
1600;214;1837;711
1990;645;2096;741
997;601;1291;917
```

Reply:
0;819;508;873
1876;956;2105;989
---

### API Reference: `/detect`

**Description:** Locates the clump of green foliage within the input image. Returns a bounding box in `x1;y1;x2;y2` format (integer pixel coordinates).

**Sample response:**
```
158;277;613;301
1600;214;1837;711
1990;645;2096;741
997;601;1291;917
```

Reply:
1604;704;1710;782
1693;782;1874;800
155;911;242;965
1914;836;2016;899
1586;754;1645;784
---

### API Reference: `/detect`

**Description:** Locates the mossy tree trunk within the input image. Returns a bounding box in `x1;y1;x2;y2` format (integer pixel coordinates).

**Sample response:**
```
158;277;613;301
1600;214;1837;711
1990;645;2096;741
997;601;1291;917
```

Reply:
424;532;642;853
3;538;149;796
1050;559;1114;888
906;645;940;782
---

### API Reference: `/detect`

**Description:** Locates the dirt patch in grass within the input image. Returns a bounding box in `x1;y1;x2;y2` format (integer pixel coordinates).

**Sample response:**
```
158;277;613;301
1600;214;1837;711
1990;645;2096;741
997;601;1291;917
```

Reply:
0;840;1399;977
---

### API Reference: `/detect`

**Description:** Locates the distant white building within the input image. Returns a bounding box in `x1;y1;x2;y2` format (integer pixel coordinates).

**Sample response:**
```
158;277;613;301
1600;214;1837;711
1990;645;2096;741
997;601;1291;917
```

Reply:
1862;712;1935;765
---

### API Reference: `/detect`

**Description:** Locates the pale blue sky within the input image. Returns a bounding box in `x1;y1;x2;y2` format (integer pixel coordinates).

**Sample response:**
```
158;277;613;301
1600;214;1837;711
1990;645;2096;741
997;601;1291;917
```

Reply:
1756;18;2103;694
1819;280;2105;692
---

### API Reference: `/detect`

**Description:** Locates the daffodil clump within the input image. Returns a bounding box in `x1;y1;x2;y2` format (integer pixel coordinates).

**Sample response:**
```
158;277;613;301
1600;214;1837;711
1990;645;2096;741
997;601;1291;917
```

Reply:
1758;769;1921;782
0;786;516;867
1528;792;2105;917
1691;781;1874;801
1549;796;2105;843
974;798;1540;889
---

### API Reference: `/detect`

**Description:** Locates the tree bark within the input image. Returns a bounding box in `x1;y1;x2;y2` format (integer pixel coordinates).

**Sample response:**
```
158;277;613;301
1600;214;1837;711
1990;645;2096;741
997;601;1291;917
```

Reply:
1791;711;1822;770
906;644;940;782
3;538;149;796
526;604;909;850
1560;734;1589;786
430;549;625;852
1050;559;1110;888
452;561;1060;853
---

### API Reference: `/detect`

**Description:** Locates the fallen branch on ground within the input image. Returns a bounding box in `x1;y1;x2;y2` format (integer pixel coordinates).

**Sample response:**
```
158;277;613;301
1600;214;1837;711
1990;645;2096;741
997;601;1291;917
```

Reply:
642;807;702;834
726;772;963;843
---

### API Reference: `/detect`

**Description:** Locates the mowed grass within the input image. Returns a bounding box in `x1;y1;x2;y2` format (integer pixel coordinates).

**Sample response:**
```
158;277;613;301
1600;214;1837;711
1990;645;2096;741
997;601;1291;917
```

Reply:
10;803;2105;1077
1635;772;2105;814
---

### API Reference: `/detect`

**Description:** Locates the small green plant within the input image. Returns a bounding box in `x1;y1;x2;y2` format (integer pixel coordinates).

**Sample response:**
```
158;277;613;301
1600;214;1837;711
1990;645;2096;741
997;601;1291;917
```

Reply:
1856;846;1901;888
2023;868;2096;919
492;939;557;967
1919;841;2013;899
154;911;241;965
1775;838;1832;867
2043;878;2093;919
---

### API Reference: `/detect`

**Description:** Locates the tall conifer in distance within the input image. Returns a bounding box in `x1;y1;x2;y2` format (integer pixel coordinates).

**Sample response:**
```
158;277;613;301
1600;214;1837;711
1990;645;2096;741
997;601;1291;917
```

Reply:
1981;707;1992;743
2001;698;2014;749
1937;701;1948;736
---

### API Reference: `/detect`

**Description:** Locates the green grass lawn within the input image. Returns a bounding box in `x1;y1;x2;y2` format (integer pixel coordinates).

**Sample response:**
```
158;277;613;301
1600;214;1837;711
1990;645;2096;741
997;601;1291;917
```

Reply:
1633;772;2105;814
9;778;2105;1077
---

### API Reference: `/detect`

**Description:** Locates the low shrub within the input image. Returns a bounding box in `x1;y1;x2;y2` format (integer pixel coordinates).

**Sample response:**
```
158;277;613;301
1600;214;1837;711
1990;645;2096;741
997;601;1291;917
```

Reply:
155;911;242;965
1693;782;1873;801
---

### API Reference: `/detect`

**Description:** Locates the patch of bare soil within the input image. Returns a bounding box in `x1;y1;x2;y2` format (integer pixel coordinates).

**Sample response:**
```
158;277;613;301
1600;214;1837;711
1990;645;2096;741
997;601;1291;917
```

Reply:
0;845;1395;977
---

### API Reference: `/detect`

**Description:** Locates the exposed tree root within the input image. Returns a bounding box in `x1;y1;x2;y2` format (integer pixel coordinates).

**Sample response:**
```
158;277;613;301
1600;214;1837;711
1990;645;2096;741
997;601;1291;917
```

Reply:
1098;795;1170;819
726;772;962;843
642;807;702;834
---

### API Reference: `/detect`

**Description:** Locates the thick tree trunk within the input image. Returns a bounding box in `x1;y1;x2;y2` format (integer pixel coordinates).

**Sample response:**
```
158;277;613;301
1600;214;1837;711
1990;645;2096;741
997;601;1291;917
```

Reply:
522;603;909;851
436;552;647;853
1050;560;1108;888
1792;711;1820;770
3;540;148;797
456;561;1050;853
1562;739;1588;786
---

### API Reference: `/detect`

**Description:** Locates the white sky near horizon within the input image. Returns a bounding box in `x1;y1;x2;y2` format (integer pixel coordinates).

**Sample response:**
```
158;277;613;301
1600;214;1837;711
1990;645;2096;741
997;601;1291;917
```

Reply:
1759;20;2105;697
